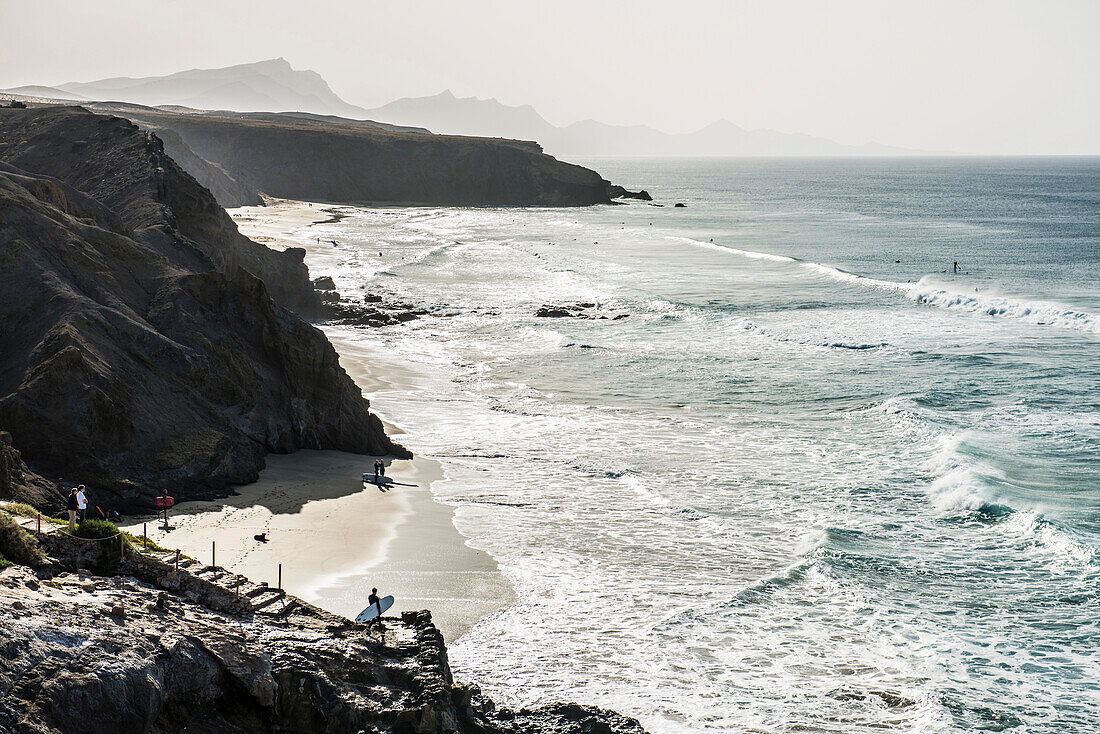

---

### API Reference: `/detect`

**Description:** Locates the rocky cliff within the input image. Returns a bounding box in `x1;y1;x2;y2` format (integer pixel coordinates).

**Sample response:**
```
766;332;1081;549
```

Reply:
0;433;54;510
0;524;646;734
0;106;408;511
0;107;315;313
109;108;617;207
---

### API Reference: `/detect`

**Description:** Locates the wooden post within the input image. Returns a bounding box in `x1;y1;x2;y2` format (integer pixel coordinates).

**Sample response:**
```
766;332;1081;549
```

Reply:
36;513;40;537
278;563;282;591
175;549;180;572
235;575;240;598
212;541;216;571
143;523;147;549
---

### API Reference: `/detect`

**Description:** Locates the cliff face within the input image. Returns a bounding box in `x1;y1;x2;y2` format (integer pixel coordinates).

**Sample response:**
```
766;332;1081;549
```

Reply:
0;107;408;511
0;107;314;313
0;432;55;509
112;109;615;207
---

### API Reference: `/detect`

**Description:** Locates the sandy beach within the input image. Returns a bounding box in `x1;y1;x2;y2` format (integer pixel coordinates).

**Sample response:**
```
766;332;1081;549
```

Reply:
123;200;512;642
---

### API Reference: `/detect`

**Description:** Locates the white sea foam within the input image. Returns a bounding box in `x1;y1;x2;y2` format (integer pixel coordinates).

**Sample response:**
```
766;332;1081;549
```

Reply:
231;195;1100;734
670;237;1100;333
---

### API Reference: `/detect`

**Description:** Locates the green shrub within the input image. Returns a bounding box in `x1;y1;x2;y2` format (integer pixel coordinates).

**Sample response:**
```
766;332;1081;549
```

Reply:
0;553;12;571
73;519;123;573
74;518;120;539
0;513;44;566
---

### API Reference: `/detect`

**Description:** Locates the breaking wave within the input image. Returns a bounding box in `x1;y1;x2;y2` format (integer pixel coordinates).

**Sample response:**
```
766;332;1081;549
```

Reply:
670;237;1100;333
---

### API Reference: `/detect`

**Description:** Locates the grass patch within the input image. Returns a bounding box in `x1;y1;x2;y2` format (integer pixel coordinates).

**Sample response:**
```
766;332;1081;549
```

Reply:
0;513;44;566
121;531;172;554
0;502;40;517
0;503;66;524
0;553;11;571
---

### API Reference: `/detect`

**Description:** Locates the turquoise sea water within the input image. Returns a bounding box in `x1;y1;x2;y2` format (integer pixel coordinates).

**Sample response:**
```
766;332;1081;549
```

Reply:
266;157;1099;732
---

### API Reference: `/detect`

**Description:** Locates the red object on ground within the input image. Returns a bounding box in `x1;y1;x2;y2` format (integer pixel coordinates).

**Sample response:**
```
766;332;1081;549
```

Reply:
156;496;175;509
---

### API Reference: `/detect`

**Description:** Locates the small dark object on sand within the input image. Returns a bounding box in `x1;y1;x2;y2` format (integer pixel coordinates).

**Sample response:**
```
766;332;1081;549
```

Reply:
674;202;687;208
254;532;268;542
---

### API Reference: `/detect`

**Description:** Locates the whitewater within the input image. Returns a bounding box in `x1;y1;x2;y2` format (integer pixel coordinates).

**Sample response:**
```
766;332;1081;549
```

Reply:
234;155;1099;733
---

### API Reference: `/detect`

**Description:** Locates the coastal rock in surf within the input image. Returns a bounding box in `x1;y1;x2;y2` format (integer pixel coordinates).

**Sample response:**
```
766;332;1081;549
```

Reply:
325;295;430;327
535;303;629;320
311;275;337;291
606;184;653;201
0;106;409;512
674;202;686;207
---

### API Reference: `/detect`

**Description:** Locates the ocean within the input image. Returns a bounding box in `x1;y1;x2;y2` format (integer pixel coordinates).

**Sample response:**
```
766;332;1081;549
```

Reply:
255;157;1099;732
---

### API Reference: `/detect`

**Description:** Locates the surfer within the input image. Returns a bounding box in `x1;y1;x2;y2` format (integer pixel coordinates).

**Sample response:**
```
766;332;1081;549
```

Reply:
367;587;384;629
953;261;959;273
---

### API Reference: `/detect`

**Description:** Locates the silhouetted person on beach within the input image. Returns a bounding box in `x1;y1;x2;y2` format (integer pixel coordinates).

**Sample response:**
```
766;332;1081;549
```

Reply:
373;459;383;481
954;261;959;273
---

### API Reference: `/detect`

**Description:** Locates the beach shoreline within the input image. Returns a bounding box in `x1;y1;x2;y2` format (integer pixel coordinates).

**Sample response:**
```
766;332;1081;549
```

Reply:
122;200;513;642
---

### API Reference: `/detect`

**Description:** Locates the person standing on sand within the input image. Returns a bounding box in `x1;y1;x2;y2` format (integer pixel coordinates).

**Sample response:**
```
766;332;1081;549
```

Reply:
66;488;78;531
373;459;383;482
75;485;88;523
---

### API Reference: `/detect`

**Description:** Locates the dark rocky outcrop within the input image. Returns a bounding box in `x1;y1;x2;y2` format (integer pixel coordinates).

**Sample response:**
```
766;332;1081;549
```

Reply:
0;106;408;511
606;185;653;201
535;303;629;320
0;529;647;734
108;108;618;207
0;432;57;511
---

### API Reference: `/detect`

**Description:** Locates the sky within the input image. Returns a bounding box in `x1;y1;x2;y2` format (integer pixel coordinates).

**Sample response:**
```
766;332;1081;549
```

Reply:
2;0;1098;154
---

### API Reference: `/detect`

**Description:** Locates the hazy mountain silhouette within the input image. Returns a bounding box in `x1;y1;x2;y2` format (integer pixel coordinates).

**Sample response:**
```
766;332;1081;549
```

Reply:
51;58;371;118
362;91;920;156
5;59;922;155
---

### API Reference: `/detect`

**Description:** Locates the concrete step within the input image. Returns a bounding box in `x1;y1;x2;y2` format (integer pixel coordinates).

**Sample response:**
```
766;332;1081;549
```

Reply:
251;589;286;611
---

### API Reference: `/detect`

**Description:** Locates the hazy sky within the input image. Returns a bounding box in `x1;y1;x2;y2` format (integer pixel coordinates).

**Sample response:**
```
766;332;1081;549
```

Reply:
3;0;1098;153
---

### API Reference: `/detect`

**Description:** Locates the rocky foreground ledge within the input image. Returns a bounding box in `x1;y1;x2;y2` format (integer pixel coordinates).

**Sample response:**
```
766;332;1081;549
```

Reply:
0;514;646;734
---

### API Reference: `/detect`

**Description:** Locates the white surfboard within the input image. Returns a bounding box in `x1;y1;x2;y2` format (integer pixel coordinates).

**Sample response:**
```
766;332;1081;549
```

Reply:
355;595;395;623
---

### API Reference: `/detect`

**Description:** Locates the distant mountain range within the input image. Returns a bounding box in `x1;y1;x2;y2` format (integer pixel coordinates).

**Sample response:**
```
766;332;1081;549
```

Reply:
4;59;924;156
6;58;369;119
359;90;920;157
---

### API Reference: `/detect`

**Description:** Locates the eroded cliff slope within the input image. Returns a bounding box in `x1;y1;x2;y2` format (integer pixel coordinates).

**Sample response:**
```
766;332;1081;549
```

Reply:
0;107;407;511
111;108;617;207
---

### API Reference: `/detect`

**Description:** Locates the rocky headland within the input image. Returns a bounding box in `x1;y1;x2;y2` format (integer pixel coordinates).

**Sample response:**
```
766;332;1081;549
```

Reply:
0;106;407;513
91;106;627;208
0;510;645;734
